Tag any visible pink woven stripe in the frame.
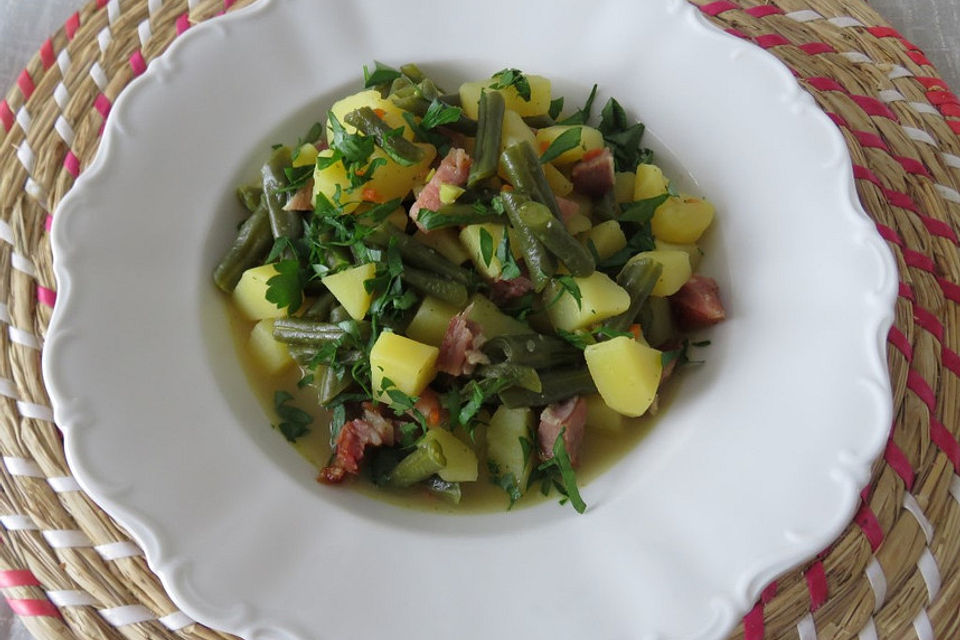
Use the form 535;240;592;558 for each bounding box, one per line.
130;51;147;77
850;95;898;120
907;50;933;67
63;151;80;178
756;33;790;49
854;503;884;551
36;286;56;308
807;76;846;92
927;90;959;106
17;70;35;100
917;77;950;91
762;583;778;603
913;306;945;341
902;248;936;273
176;12;191;35
853;130;888;151
743;603;764;640
907;370;937;414
940;277;960;304
885;437;915;490
940;103;960;118
874;223;902;246
899;282;915;302
64;12;80;40
6;598;59;618
805;562;828;611
745;5;783;17
700;0;738;15
223;0;236;8
888;326;913;362
799;42;836;55
0;100;12;132
0;570;41;589
868;26;901;39
853;164;882;186
920;217;959;243
39;39;55;70
826;111;848;128
93;94;111;119
943;347;960;378
96;0;108;7
948;120;960;135
725;27;750;40
931;418;960;472
895;156;930;177
883;188;918;213
44;216;52;233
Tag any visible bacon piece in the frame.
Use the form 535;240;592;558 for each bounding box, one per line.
537;396;588;467
409;148;472;231
571;147;615;198
669;275;726;329
556;196;581;223
412;388;447;427
437;304;490;376
319;404;396;484
488;275;534;306
283;178;314;211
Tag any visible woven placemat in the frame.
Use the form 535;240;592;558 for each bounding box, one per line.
0;0;957;638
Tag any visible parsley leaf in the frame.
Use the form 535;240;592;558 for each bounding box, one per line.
488;461;522;509
328;111;375;165
273;390;313;442
478;227;495;267
402;111;453;157
495;232;522;280
548;97;565;120
490;68;531;101
539;127;582;164
265;259;305;313
598;97;652;172
618;194;670;224
594;325;634;340
557;84;598;126
363;61;402;89
533;429;586;513
556;329;593;351
549;275;583;310
421;99;463;130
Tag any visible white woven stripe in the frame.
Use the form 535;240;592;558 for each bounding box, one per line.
54;115;75;146
95;541;142;560
877;90;906;103
913;610;934;640
935;184;960;204
0;303;10;323
97;27;112;55
89;62;107;91
841;51;872;64
159;611;194;631
910;102;941;116
11;252;37;278
3;456;44;478
858;618;879;640
917;548;941;602
9;326;40;350
24;178;43;201
106;0;121;24
42;529;92;549
187;0;200;9
56;49;71;75
797;612;818;640
137;19;152;47
53;83;70;110
888;65;914;79
100;604;155;627
903;493;935;544
950;474;960;504
0;220;11;245
828;16;864;28
46;589;98;607
15;106;31;132
16;401;54;422
0;377;17;399
147;0;162;15
47;476;81;493
865;556;887;611
902;126;937;146
16;143;34;173
943;153;960;169
786;9;822;22
0;515;37;531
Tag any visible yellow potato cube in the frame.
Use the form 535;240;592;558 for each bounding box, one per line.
414;228;471;265
486;406;534;488
614;172;636;203
583;221;627;261
564;213;592;236
627;250;692;297
651;196;715;244
248;319;293;375
439;183;465;204
422;428;479;482
234;264;286;320
545;272;631;332
459;223;506;280
292;143;318;168
313;145;437;213
369;332;440;400
464;294;530;337
321;263;377;320
585;337;662;417
534;126;604;165
655;238;703;271
543;162;574;197
634;164;669;200
584;394;624;432
459;74;552;120
500;109;537;152
405;296;463;347
326;89;414;142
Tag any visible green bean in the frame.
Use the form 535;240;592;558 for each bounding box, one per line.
401;266;468;307
439;93;462;107
500;141;562;218
426;476;462;504
272;319;348;346
388;440;446;488
389;87;478;136
287;345;318;367
344;107;424;167
304;292;337;320
498;367;597;408
592;191;618;222
605;258;662;333
213;204;272;292
328;305;351;324
522;114;555;129
500;191;555;291
468;91;505;188
637;296;676;349
477;363;542;393
366;225;474;286
483;334;583;370
516;201;595;277
262;147;303;241
319;365;353;405
400;63;425;84
236;185;262;212
414;204;503;231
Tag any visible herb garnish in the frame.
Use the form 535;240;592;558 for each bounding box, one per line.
265;259;305;313
420;99;463;130
557;84;598;126
273;391;313;442
598;97;653;172
363;61;402;89
490;68;531;101
539;127;582;164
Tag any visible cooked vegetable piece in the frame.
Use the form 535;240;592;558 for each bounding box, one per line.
321;263;377;320
234;264;286;320
366;225;474;285
421;428;479;481
462;294;530;337
425;476;462;504
500;142;563;219
613;172;636;203
584;336;662;417
627;250;691;297
583;220;627;261
535;126;604;165
313;145;437;212
388;439;446;488
214;205;272;292
327;89;413;142
248;319;293;374
483;333;583;369
605;257;663;332
637;296;676;348
262;147;303;240
369;332;440;399
406;296;463;346
543;163;574;197
459;74;551;120
655;239;703;271
633;164;669;200
487;406;535;493
401;265;469;307
293;143;318;168
499;109;537;154
517;201;595;277
500;191;555;291
459;223;506;280
545;271;630;332
344;107;425;166
563;212;592;236
499;368;597;408
651;196;715;243
468;91;505;187
583;394;625;432
477;363;542;392
271;319;352;346
413;229;471;265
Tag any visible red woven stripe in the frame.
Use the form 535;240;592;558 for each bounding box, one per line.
940;277;960;303
852;130;888;151
931;418;960;472
39;39;55;70
700;0;739;16
805;562;828;611
917;77;949;90
913;306;945;341
807;76;845;92
885;437;915;489
94;93;111;119
826;111;848;128
761;583;778;603
888;326;913;362
883;188;918;213
799;42;836;55
0;100;13;132
943;347;960;378
44;215;53;233
921;217;959;243
223;0;236;8
725;27;750;40
130;51;147;76
868;26;901;39
854;503;884;551
6;598;59;618
902;248;936;273
743;603;764;640
850;95;898;120
63;151;80;177
36;286;56;308
853;164;882;186
64;12;80;40
900;282;915;302
0;570;41;589
894;155;930;177
749;5;784;16
947;120;960;135
907;369;937;413
874;223;902;246
97;0;108;6
756;33;791;49
176;12;191;35
940;103;960;118
907;50;933;67
17;70;35;100
927;90;959;106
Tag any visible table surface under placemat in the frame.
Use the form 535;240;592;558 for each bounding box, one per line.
0;1;958;639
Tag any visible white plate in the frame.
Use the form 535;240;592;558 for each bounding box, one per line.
43;1;898;638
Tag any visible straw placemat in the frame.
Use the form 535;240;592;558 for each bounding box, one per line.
0;0;957;638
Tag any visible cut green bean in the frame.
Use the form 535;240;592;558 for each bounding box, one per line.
262;147;303;241
498;367;597;408
400;63;425;84
522;114;555;129
426;476;462;504
483;333;583;370
272;319;348;346
388;440;446;488
213;204;273;292
414;204;503;231
477;363;542;393
304;292;337;320
366;225;474;286
344;107;424;167
328;305;351;324
637;296;676;349
605;258;663;332
236;185;262;212
319;365;353;405
516;201;595;277
500;141;562;219
468;91;505;188
500;191;555;291
401;266;468;307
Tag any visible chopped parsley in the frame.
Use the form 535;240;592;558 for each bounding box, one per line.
362;61;402;89
539;127;582;164
273;391;313;442
598;97;653;172
490;68;531;101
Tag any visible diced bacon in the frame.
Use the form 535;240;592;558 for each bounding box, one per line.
437;304;490;376
284;178;314;211
571;147;615;198
537;396;588;466
488;274;534;305
556;196;581;223
670;275;726;329
409;148;472;231
412;388;447;427
319;404;396;484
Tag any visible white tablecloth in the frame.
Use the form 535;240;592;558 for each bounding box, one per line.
0;0;957;639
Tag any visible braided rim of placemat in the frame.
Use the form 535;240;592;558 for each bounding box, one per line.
0;0;956;638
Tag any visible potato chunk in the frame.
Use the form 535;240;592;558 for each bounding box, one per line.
326;89;414;142
321;263;377;320
486;406;535;490
627;250;692;297
545;272;630;332
535;126;604;165
655;239;703;271
234;264;285;320
459;223;506;280
369;332;440;400
313;145;437;213
585;337;662;417
459;74;552;119
583;221;627;261
248;319;293;375
422;428;478;482
633;164;669;200
651;196;715;243
405;296;463;346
